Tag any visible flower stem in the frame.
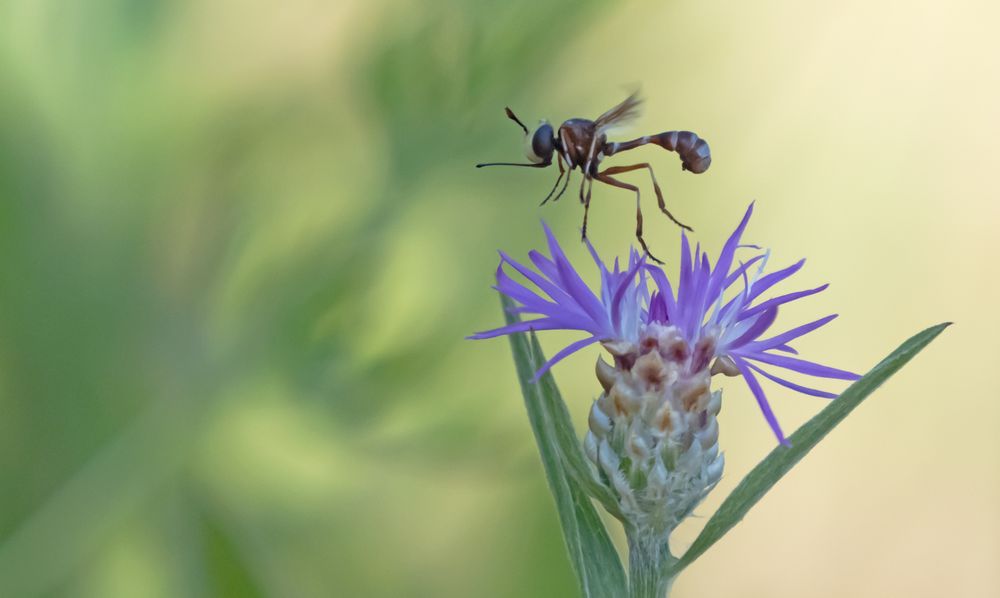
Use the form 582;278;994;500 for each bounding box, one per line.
627;531;674;598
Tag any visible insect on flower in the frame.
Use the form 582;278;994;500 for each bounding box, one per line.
476;92;711;263
470;204;859;445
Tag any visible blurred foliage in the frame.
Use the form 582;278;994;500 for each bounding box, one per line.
0;0;996;597
0;1;608;595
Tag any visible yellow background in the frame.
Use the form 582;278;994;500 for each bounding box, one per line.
0;1;996;596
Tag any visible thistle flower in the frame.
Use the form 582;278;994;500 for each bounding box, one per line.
470;204;858;542
472;203;857;444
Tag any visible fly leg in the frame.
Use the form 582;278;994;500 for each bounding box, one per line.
540;158;566;206
600;163;693;231
579;134;602;238
581;175;595;240
594;170;664;264
548;131;575;205
549;161;572;204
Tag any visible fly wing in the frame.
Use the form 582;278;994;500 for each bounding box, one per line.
594;91;643;134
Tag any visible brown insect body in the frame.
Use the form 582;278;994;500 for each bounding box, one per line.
555;118;604;174
606;130;712;174
478;93;712;263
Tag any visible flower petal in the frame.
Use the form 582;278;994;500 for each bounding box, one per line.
646;265;677;322
531;336;601;381
745;314;838;352
723;254;765;290
541;222;611;329
706;203;754;303
738;351;860;380
740;284;829;321
747;259;805;302
467;318;569;340
499;250;573;306
725;306;779;349
746;362;838;399
732;357;789;445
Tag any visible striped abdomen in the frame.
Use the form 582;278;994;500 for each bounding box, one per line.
605;131;712;174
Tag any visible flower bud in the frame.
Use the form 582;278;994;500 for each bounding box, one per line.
584;324;725;536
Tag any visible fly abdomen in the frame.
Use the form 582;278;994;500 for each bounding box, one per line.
655;131;711;174
605;131;712;174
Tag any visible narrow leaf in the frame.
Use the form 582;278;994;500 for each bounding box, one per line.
673;322;950;574
530;332;626;521
502;295;627;597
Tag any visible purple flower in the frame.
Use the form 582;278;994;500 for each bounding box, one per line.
470;204;859;444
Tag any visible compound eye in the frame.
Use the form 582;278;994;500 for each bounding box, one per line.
527;122;555;163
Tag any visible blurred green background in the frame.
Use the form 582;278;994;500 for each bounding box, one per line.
0;1;997;596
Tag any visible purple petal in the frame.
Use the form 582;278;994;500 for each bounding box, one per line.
541;223;610;329
731;356;789;445
648;292;668;322
714;259;755;324
723;254;765;290
738;351;860;380
611;257;644;333
740;284;829;321
527;249;561;284
495;266;558;312
467;318;568;340
646;265;677;322
499;251;573;305
678;232;693;310
706;203;754;303
745;314;838;352
531;336;601;382
747;259;805;302
583;235;610;276
746;362;838;399
726;306;779;349
689;253;712;335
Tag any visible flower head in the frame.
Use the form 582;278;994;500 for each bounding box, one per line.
471;204;858;444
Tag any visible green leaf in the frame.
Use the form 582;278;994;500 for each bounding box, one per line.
501;295;627;598
672;322;950;574
529;331;626;521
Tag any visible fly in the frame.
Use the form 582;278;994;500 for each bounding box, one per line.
477;92;711;263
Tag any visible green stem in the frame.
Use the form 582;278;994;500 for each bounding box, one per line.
627;531;674;598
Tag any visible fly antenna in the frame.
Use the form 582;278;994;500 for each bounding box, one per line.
505;107;530;135
476;161;545;168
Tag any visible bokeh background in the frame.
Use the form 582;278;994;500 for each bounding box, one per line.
0;1;997;596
